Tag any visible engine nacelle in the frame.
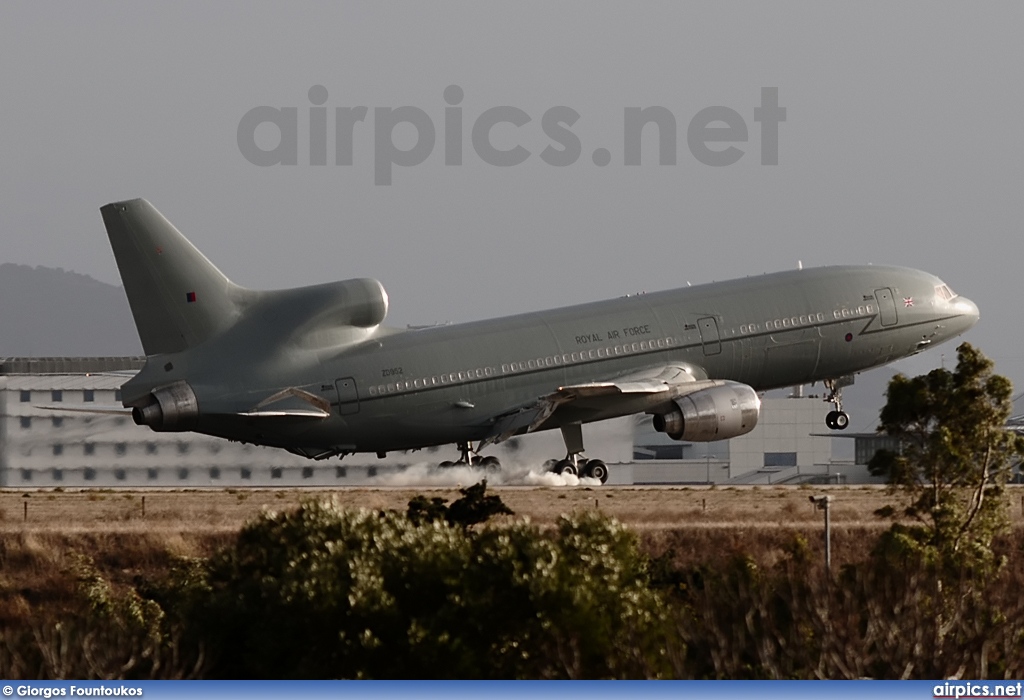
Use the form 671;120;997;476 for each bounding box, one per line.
652;382;760;442
132;380;199;431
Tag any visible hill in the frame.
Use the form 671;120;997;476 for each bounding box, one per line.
0;263;142;356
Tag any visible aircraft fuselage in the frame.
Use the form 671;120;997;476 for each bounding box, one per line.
122;263;978;456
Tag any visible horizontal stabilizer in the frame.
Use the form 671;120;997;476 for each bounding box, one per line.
34;404;133;415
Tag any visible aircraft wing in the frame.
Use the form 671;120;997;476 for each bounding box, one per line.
479;363;715;447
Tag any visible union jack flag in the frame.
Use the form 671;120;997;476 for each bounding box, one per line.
903;297;914;308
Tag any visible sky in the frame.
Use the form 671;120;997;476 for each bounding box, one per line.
2;1;1022;421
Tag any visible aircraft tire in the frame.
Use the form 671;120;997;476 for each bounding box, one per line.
825;411;838;430
555;459;578;477
586;459;609;484
480;455;501;472
834;411;850;430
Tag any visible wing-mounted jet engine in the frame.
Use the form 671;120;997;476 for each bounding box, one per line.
652;382;761;442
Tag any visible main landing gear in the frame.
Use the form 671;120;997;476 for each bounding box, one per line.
547;424;610;484
823;378;850;430
438;441;501;471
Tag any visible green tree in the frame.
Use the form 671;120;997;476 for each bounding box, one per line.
869;342;1024;572
170;501;670;678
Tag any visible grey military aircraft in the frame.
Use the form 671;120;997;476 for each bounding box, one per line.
100;199;979;483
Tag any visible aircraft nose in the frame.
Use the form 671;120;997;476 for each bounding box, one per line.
953;296;980;331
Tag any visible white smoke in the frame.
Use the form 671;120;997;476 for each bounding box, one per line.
371;460;601;487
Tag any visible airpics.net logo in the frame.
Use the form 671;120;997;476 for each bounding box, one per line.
237;85;786;185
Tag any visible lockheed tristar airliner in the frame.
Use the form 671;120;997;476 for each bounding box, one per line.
98;199;979;484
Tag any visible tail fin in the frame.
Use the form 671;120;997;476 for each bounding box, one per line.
101;198;242;355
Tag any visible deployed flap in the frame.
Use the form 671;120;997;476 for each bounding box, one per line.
479;363;710;447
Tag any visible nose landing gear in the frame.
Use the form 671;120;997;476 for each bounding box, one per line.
823;378;851;430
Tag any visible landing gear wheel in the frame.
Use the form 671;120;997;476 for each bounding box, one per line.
479;455;501;472
554;459;578;477
585;459;609;484
823;378;850;432
825;410;850;431
439;460;455;468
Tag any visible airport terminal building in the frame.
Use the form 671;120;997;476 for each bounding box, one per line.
1;357;880;487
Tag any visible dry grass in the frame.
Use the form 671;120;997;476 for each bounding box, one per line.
4;484;1024;632
0;484;946;532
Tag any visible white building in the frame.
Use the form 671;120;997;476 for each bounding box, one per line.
0;361;396;487
626;395;878;485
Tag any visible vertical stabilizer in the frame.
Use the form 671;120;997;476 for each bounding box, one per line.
100;199;241;355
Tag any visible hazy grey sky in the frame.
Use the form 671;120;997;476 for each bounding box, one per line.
2;2;1022;398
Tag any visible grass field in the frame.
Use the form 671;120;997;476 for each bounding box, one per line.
4;484;1024;626
0;483;969;531
4;484;1024;678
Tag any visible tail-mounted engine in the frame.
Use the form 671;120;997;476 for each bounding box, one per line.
131;380;199;431
652;381;760;442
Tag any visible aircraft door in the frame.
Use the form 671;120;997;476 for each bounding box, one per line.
697;316;722;356
875;288;898;326
335;377;360;415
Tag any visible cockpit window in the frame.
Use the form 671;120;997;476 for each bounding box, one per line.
935;284;957;301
